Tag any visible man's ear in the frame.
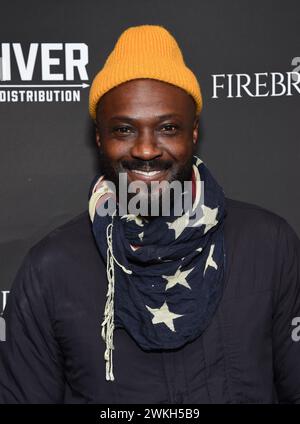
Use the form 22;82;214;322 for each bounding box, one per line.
192;115;200;145
95;121;101;148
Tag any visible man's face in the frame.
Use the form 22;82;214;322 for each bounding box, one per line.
95;78;199;215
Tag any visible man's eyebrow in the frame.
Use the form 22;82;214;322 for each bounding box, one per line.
109;114;182;122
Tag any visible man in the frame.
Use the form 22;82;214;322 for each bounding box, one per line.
0;24;300;404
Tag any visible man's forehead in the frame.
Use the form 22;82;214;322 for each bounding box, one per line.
96;78;196;118
108;113;185;123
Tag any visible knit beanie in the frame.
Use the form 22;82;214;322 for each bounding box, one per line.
89;24;202;119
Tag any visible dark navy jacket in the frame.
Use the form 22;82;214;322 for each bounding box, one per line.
0;197;300;403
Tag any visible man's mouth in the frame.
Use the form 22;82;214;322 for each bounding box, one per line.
127;168;169;181
132;169;162;176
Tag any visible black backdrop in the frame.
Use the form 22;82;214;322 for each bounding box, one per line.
1;0;299;311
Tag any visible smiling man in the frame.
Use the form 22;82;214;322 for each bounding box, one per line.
0;25;300;404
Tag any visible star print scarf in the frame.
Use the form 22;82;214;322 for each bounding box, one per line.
88;155;227;381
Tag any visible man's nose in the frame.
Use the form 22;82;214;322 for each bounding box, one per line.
130;131;162;161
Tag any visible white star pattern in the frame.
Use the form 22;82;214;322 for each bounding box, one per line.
194;156;203;167
145;301;184;332
162;265;194;290
204;244;218;275
167;212;190;239
121;214;144;227
192;204;218;234
138;232;144;241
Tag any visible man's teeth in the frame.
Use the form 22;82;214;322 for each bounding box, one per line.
132;170;162;176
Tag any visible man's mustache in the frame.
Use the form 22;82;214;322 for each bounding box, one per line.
121;159;173;172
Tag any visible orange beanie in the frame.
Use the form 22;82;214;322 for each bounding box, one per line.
89;24;202;119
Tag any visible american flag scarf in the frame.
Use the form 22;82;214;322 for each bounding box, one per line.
88;155;227;381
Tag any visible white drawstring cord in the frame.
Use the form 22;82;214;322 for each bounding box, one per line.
101;210;132;381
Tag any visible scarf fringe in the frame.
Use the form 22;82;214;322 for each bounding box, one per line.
101;211;132;381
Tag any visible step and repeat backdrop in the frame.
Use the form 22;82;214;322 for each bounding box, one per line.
1;0;300;313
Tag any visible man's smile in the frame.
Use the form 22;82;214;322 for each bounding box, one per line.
127;168;170;182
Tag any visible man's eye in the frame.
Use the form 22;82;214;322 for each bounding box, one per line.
161;124;178;132
114;126;133;134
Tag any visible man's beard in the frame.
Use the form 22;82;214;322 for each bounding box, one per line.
98;150;194;218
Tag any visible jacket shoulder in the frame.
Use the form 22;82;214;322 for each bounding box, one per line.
224;196;299;263
27;210;98;273
224;196;290;232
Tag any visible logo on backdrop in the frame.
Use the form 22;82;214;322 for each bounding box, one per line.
1;291;9;315
0;43;89;103
0;291;9;341
211;58;300;100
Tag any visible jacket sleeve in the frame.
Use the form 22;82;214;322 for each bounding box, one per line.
272;217;300;403
0;249;65;403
